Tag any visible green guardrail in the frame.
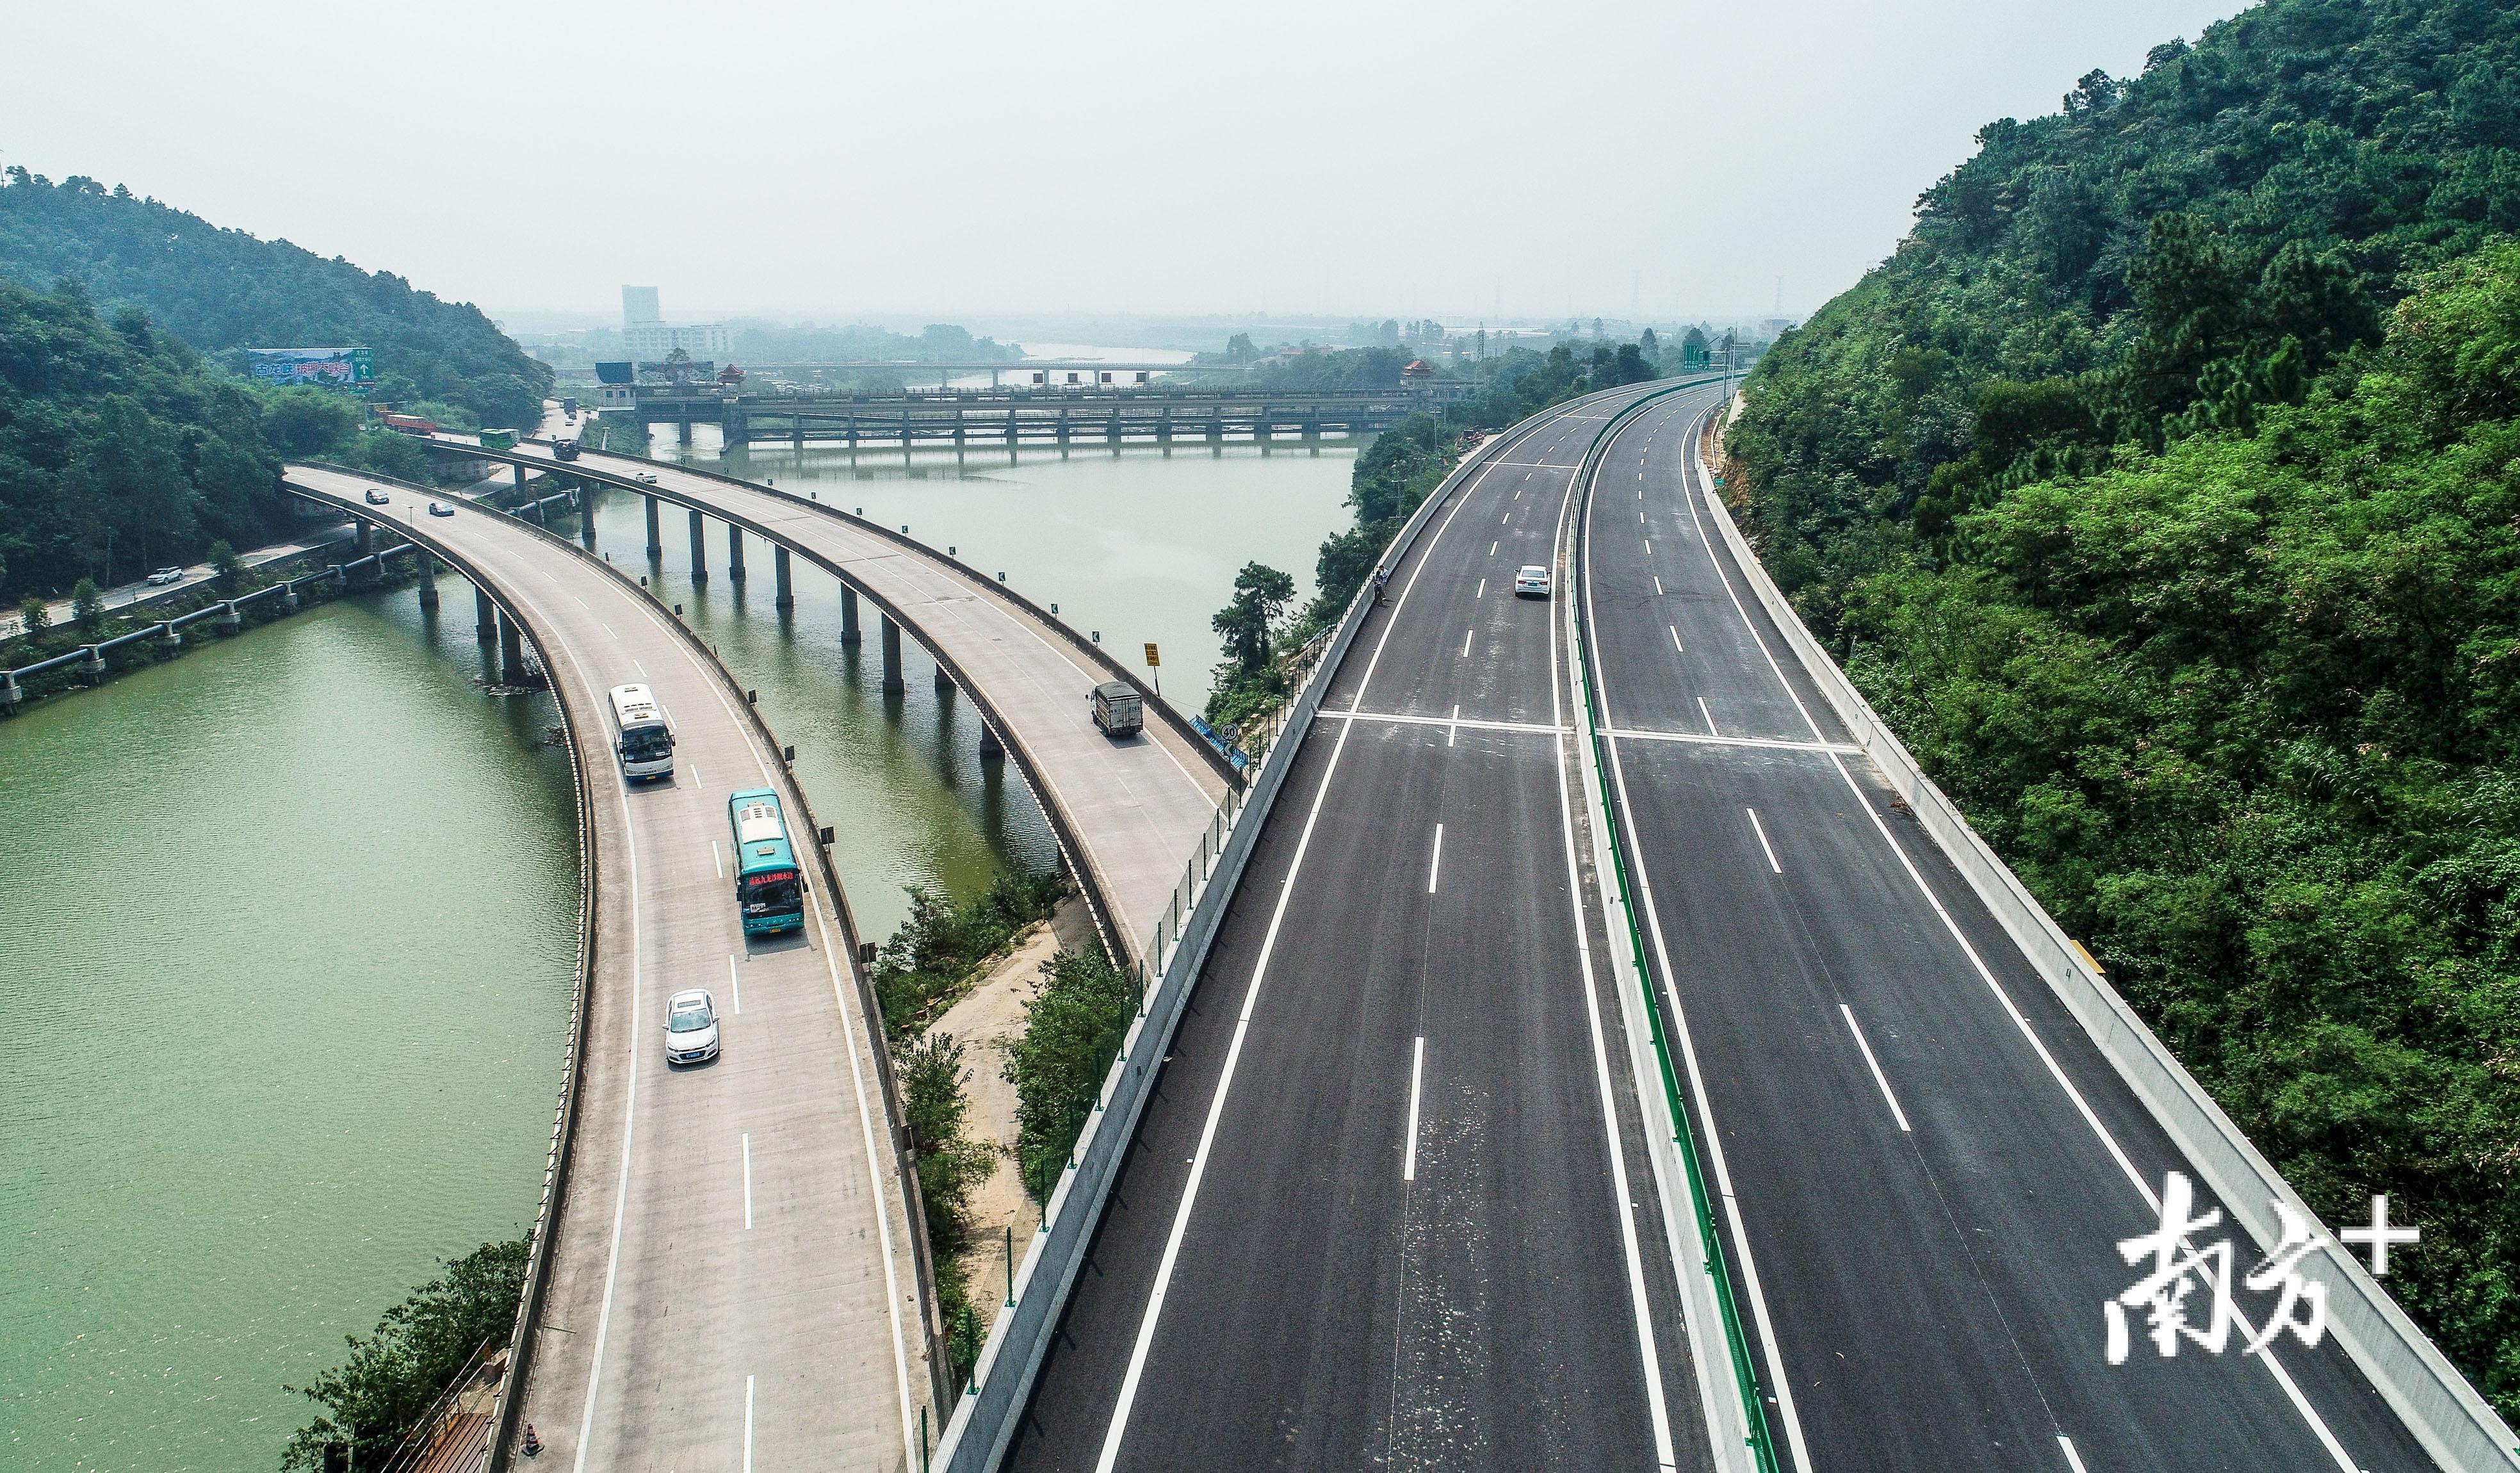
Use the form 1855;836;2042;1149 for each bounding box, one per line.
1567;378;1784;1473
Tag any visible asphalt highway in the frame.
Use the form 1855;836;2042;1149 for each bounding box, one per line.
1581;397;2436;1470
1002;387;1719;1472
288;468;931;1473
432;432;1226;964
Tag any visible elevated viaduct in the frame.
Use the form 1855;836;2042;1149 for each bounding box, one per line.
606;386;1443;448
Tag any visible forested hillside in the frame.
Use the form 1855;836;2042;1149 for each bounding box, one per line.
1726;0;2520;1411
0;170;549;427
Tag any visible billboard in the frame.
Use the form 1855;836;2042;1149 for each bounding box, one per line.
594;361;636;385
249;347;373;391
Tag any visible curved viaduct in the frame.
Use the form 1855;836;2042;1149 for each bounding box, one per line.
421;432;1231;970
287;466;934;1473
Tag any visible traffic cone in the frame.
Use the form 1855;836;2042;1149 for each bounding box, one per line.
521;1423;542;1458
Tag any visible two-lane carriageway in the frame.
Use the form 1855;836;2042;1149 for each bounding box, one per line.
1004;384;1734;1472
288;467;932;1473
1579;397;2436;1469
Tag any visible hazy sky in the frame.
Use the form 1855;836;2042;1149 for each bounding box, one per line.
4;1;2251;327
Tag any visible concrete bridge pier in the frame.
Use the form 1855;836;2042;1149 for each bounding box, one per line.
355;519;374;557
840;585;861;645
688;509;708;583
1;671;20;715
934;659;953;692
218;601;242;630
678;419;694;446
792;419;805;450
416;549;439;611
476;585;498;643
645;495;663;558
577;490;597;548
513;462;529;492
496;610;527;684
880;614;906;694
728;524;746;582
979;721;1004;760
773;546;794;610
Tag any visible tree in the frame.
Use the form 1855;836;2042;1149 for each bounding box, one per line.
261;387;361;459
1211;561;1296;678
19;596;49;639
207;539;241;590
70;578;103;637
1226;332;1255;364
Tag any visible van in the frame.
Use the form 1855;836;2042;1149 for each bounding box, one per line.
1090;680;1143;738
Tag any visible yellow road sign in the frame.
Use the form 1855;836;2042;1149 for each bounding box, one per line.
1143;642;1160;667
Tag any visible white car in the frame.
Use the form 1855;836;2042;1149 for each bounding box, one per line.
663;988;720;1065
1513;564;1552;598
635;472;660;485
146;566;184;586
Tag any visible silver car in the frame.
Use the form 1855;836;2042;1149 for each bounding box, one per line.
663;988;720;1065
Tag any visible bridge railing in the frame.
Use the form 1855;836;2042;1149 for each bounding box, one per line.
923;378;1705;1472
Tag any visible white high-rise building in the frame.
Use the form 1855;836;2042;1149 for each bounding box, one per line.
618;286;729;362
622;285;661;327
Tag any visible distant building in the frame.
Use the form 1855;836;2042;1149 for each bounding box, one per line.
620;286;729;362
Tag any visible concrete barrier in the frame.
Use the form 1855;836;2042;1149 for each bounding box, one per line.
1691;413;2520;1472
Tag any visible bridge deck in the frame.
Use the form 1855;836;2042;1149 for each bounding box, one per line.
286;466;931;1473
431;434;1227;964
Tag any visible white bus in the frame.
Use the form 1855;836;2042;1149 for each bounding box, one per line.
607;684;676;781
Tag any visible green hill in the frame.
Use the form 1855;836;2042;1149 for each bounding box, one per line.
1727;0;2520;1412
0;169;548;428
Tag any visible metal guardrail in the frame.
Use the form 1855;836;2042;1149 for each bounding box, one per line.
1559;380;1780;1473
923;378;1723;1472
1677;411;2520;1471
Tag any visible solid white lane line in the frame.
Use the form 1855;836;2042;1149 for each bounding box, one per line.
1841;1005;1912;1132
1324;709;1567;736
728;952;742;1014
1746;808;1782;873
1404;1037;1426;1181
1097;389;1527;1472
1461;628;1474;658
1653;575;1664;596
2057;1434;2089;1472
1698;697;1718;736
1671;411;2363;1470
744;1374;755;1473
1669;625;1684;655
743;1132;755;1228
1427;823;1445;893
712;840;724;878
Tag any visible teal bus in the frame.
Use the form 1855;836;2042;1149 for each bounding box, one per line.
727;789;806;936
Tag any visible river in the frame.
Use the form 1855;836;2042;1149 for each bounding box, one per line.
0;429;1352;1469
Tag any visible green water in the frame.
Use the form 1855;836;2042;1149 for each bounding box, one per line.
0;598;578;1472
0;439;1353;1470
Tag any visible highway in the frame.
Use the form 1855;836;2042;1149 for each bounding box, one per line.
1001;386;1722;1472
1579;396;2437;1469
427;431;1227;964
286;467;932;1473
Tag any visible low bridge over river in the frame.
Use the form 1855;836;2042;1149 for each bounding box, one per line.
615;385;1445;448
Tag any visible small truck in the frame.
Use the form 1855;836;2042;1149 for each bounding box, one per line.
1090;681;1143;738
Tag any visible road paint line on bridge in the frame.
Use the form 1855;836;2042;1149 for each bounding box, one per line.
1100;400;1504;1471
728;952;741;1014
1324;708;1566;736
1670;409;2366;1470
693;765;704;791
1404;1037;1426;1180
1653;575;1664;596
743;1132;755;1228
1476;578;1485;599
1427;823;1444;893
744;1373;755;1472
1746;808;1782;873
1840;1005;1912;1132
574;594;589;608
1502;513;1512;525
1461;628;1474;658
2057;1434;2088;1472
1670;625;1684;655
1490;541;1499;556
1603;726;1858;754
1447;703;1460;747
602;621;617;639
1640;510;1646;523
1643;539;1652;555
1698;697;1718;736
712;840;724;878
